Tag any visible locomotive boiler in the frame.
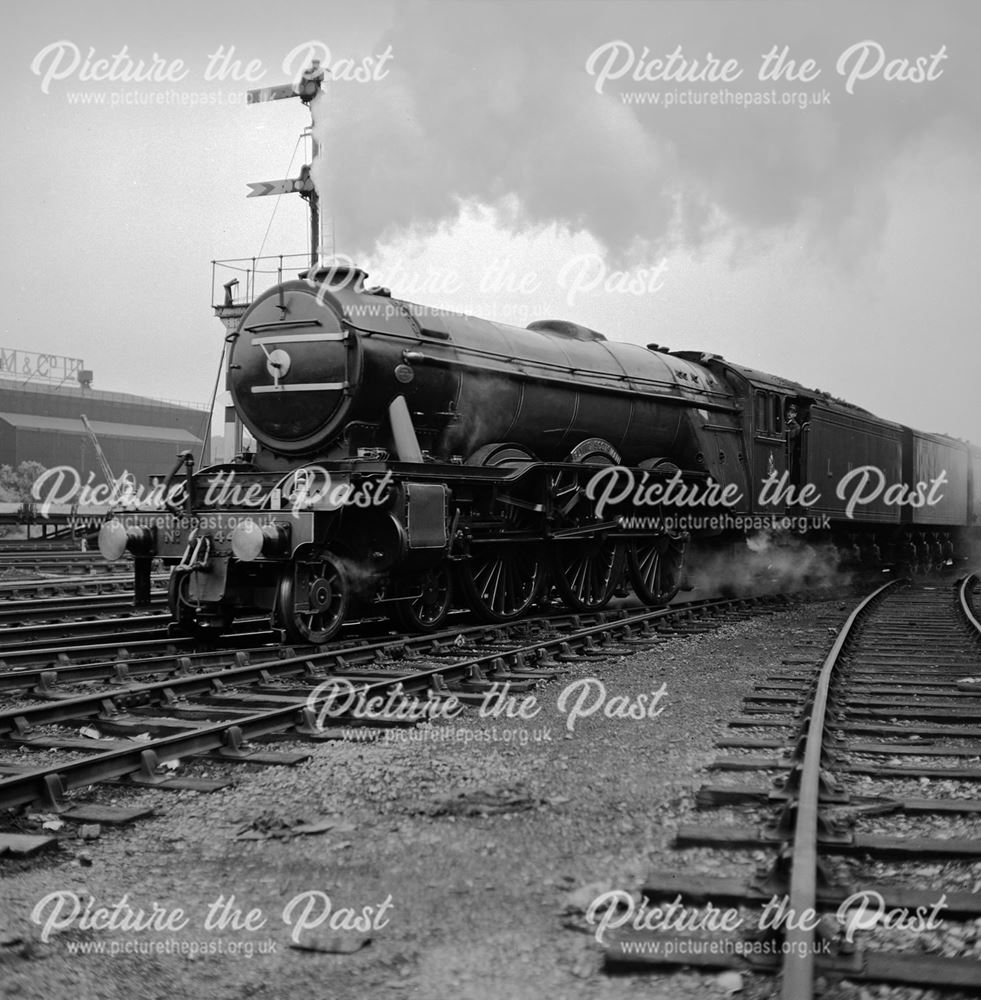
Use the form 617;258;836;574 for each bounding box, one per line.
99;265;980;643
226;267;740;469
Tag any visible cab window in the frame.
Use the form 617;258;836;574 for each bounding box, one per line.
755;391;784;435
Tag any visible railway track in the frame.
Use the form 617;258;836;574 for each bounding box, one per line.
0;571;167;599
0;551;132;575
0;540;93;554
0;546;100;557
0;577;171;656
605;574;981;997
0;611;180;649
0;618;276;674
0;590;166;629
0;601;456;688
0;593;792;840
0;578;819;680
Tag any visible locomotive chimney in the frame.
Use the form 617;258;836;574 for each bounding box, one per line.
300;265;368;293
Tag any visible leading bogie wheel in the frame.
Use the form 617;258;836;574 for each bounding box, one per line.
275;551;349;645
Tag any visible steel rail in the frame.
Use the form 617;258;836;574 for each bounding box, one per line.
0;572;168;595
0;598;746;733
779;579;898;999
0;637;277;694
958;573;981;637
0;616;274;670
0;633;197;670
0;612;173;646
0;620;179;656
0;542;89;552
0;591;165;622
0;595;779;811
0;592;741;689
0;552;104;562
0;612;411;691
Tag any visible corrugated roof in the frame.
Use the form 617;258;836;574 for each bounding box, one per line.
0;412;202;444
0;373;209;412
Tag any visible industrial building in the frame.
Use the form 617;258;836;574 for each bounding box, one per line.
0;349;210;486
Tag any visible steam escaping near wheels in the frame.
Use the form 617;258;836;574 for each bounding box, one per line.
686;534;849;600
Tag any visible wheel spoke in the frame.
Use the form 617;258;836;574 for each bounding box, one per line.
628;537;686;606
501;560;515;614
277;554;348;644
459;547;542;623
391;566;452;633
552;541;624;612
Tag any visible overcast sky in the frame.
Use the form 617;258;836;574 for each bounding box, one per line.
3;0;979;444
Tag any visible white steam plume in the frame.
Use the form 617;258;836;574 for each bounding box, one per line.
308;2;980;264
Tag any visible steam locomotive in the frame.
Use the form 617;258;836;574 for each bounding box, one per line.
100;265;981;642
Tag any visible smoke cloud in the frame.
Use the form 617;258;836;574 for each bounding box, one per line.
308;1;980;263
685;533;850;598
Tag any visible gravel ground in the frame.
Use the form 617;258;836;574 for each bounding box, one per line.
4;597;954;1000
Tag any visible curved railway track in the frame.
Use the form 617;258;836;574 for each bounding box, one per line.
780;575;981;997
0;594;790;825
607;574;981;997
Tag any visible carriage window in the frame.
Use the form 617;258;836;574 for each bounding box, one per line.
773;398;783;435
755;393;767;432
